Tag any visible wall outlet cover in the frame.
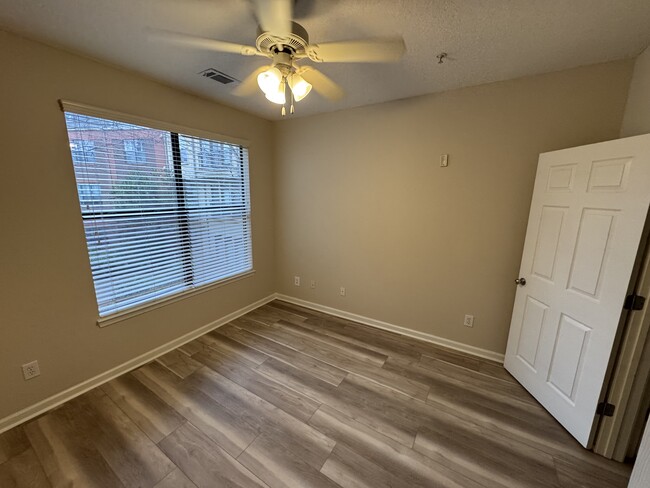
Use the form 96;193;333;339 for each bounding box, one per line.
22;360;41;380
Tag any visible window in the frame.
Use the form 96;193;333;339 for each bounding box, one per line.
70;139;96;163
63;110;252;318
77;183;102;207
123;139;154;165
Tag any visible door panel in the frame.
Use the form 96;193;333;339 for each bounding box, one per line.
505;134;650;448
567;208;616;298
546;313;590;402
516;296;547;370
531;206;566;281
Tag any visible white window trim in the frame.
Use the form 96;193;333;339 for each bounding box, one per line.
59;99;249;148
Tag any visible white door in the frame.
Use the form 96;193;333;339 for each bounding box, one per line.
504;134;650;448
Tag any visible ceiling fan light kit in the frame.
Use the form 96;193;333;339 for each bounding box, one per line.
150;0;406;115
256;49;313;109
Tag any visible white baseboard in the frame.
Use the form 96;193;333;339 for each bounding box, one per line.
0;293;277;434
275;294;505;364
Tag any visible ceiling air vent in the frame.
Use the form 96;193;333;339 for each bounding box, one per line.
199;68;237;85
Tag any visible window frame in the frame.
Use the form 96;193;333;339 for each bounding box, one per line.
60;100;255;327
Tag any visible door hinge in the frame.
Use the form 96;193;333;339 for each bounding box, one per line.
597;402;616;417
624;294;646;311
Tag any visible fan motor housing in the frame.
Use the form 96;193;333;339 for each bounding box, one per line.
256;21;309;57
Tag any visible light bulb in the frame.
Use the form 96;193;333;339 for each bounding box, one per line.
288;74;312;102
257;67;282;95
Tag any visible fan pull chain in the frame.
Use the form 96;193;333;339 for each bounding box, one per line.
290;89;295;115
280;76;287;116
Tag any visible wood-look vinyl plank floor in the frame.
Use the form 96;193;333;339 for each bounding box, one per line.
24;404;128;487
153;467;197;488
186;367;335;468
199;331;269;366
0;300;632;487
216;324;348;386
320;442;403;488
257;358;418;448
156;350;204;379
384;355;539;409
0;448;51;488
234;317;430;400
132;362;260;458
192;346;321;423
237;432;339;488
101;374;186;444
158;422;267;488
69;390;176;488
274;319;389;367
0;427;31;465
309;404;485;488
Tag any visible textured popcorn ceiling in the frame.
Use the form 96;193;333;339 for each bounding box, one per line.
1;0;649;120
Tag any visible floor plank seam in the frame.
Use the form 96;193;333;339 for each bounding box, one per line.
236;432;263;460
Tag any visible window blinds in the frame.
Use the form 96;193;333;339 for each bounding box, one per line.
64;111;252;317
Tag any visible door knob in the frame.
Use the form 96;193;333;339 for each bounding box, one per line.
515;277;527;286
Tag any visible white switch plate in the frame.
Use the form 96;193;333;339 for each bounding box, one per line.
440;154;449;167
22;360;41;380
340;287;346;296
464;314;474;327
294;276;301;286
310;280;316;289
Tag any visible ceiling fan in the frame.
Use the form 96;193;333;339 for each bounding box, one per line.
149;0;406;115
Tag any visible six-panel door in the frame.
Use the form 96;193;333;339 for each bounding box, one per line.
504;134;650;448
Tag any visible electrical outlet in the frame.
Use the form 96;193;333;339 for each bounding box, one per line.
310;280;316;289
464;315;474;327
294;276;301;286
340;286;346;296
22;360;40;380
440;154;449;167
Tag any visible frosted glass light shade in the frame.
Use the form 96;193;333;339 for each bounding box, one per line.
257;67;282;95
265;84;286;105
289;74;312;101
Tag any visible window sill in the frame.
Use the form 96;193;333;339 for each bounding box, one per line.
96;269;255;328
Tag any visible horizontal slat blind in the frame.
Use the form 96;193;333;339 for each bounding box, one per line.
64;112;252;317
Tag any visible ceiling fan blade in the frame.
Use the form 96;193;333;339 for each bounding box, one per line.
298;66;344;101
251;0;293;36
307;38;406;63
147;28;261;56
232;66;270;97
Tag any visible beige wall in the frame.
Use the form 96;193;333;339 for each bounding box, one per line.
0;30;275;420
274;61;633;356
621;46;650;137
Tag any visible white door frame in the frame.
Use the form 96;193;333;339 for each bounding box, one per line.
594;225;650;459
